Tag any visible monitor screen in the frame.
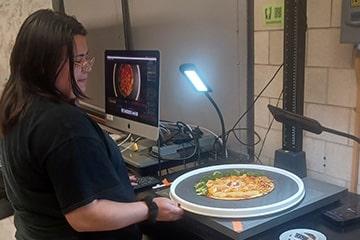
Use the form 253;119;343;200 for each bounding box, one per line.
104;50;160;141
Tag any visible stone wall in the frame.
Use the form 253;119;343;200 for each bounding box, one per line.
0;0;51;91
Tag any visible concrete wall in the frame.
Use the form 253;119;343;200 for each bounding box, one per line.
0;0;52;94
1;0;358;192
64;0;251;154
254;0;359;192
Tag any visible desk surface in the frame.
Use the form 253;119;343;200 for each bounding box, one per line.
246;191;360;240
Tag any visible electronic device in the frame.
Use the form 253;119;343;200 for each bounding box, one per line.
104;50;160;141
341;0;360;43
322;198;360;226
133;175;160;191
323;206;360;226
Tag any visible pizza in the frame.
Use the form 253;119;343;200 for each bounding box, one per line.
194;170;274;200
119;64;134;97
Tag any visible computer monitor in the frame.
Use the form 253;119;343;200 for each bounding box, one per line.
104;50;160;141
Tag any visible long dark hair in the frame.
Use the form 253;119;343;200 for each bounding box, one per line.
0;9;87;137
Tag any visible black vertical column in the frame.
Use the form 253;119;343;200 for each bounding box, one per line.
121;0;133;50
274;0;307;178
247;0;255;162
282;0;307;151
52;0;65;13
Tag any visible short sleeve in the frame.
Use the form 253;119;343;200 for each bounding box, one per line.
46;136;131;213
34;104;135;214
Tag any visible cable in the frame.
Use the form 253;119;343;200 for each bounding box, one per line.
228;127;261;146
117;133;132;147
154;120;199;161
255;89;284;164
230;63;283;131
120;136;141;153
226;64;284;147
162;120;222;145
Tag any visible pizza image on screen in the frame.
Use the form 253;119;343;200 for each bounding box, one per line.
119;64;134;97
194;170;275;200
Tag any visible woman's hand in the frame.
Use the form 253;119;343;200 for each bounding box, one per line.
153;197;184;221
129;175;138;187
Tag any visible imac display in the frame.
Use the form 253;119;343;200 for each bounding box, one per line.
104;50;160;141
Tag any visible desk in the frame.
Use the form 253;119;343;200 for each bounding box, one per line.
246;192;360;240
145;192;359;240
141;170;358;240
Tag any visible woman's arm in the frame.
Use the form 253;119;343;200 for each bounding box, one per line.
65;197;183;232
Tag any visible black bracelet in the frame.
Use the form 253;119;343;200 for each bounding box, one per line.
142;196;159;223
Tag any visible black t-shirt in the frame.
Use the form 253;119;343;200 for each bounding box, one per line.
0;96;141;240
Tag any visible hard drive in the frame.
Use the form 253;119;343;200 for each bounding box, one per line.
322;198;360;226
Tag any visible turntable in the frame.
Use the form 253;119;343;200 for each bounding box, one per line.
165;164;347;239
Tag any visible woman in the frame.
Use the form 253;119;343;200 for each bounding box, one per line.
0;9;183;240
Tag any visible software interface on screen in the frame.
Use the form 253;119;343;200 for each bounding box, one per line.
104;50;160;141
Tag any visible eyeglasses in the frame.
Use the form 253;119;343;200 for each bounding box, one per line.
74;56;95;72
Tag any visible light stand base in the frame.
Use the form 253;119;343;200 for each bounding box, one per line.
274;149;307;178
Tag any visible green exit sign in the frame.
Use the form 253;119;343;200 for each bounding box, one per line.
263;2;284;27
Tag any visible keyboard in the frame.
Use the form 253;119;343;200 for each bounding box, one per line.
133;176;160;191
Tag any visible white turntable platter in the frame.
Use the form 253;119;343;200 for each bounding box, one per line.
169;164;305;218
